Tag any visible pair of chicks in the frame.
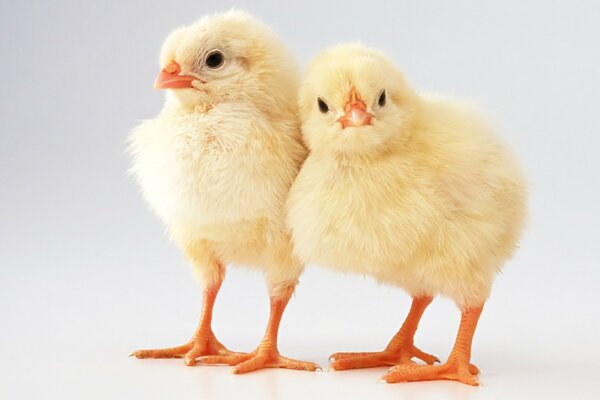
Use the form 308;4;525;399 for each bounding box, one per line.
129;10;527;386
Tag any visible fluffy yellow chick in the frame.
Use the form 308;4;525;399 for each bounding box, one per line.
287;44;527;385
129;10;318;373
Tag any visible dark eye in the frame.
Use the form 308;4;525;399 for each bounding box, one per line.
317;97;329;113
378;90;386;107
205;50;224;68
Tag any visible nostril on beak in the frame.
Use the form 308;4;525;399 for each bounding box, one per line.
164;61;181;75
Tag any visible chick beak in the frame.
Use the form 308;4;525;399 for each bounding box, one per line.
337;90;373;128
154;61;196;89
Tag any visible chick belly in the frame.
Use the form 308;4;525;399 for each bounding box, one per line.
199;218;273;267
145;164;300;279
296;212;498;308
174;214;301;281
376;259;494;308
311;244;493;307
291;187;517;307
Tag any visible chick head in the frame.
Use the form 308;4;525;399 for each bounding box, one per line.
156;10;298;111
299;44;417;155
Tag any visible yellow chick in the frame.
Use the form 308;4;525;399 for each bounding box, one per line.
287;44;527;385
129;10;318;373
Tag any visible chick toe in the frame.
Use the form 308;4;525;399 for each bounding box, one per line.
226;350;320;374
382;361;480;386
330;345;438;371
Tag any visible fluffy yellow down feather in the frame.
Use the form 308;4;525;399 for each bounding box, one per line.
129;10;315;373
287;43;527;385
288;44;527;308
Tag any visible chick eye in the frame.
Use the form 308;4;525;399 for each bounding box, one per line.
317;97;329;113
378;89;387;107
205;50;224;69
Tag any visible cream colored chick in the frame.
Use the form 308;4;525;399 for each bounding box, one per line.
128;10;318;373
287;44;527;385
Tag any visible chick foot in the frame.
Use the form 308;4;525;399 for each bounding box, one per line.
130;332;243;366
382;304;485;386
381;358;480;386
197;284;320;373
330;296;437;370
330;346;439;370
200;346;320;373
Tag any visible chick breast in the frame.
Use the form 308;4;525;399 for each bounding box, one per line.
131;101;306;277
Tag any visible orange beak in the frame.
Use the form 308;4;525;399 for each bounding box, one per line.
154;61;196;89
337;89;373;128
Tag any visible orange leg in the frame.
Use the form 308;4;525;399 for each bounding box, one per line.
330;296;439;370
130;267;241;364
200;284;320;373
382;304;484;386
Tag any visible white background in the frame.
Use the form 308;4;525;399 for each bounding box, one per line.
1;1;599;399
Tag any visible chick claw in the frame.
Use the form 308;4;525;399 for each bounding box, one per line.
200;348;321;374
381;360;480;386
330;346;439;370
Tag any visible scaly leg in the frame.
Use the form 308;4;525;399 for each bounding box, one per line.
200;283;320;373
382;304;484;386
130;264;241;364
330;296;439;370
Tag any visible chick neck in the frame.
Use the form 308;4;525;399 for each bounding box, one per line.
316;114;419;167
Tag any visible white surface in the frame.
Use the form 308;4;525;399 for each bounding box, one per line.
1;1;599;399
2;267;599;399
